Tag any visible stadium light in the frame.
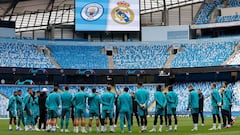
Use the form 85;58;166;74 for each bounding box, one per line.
45;80;48;85
12;68;16;74
60;69;64;73
1;79;5;84
158;70;170;76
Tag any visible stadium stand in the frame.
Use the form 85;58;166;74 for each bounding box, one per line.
229;0;240;7
48;45;108;69
0;81;240;116
171;39;238;68
215;15;240;23
113;43;170;69
215;0;240;23
195;0;223;24
0;37;239;69
0;39;54;68
0;95;8;118
59;84;107;95
0;85;53;98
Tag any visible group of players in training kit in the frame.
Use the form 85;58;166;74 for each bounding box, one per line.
6;82;234;133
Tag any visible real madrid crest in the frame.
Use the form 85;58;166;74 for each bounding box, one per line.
111;1;134;24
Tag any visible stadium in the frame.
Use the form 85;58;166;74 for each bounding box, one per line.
0;0;240;134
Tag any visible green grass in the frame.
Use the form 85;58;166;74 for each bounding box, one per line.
0;117;239;135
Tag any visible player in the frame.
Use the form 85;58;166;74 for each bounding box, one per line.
209;83;222;130
24;88;35;131
187;85;199;131
100;85;115;133
16;90;25;131
134;82;149;132
117;87;132;133
222;82;233;126
46;86;61;132
198;89;204;126
60;86;72;132
221;83;232;128
88;88;101;133
7;91;17;131
32;91;40;131
72;86;88;133
149;85;166;132
38;88;48;130
114;91;126;128
166;85;178;132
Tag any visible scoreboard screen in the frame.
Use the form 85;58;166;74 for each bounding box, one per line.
75;0;140;31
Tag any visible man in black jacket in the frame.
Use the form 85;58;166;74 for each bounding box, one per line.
38;88;48;130
198;89;204;126
131;92;140;127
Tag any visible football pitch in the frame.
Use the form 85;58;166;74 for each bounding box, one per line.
0;117;239;135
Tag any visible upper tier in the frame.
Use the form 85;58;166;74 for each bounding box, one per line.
0;37;239;69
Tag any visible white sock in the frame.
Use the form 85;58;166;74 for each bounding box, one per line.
81;127;85;132
76;126;79;133
49;125;52;130
174;125;178;130
101;126;104;131
160;125;163;129
152;125;156;129
194;124;198;129
169;125;172;130
96;126;100;131
213;123;216;128
89;127;92;132
52;126;56;131
110;125;114;131
9;125;12;129
104;125;107;131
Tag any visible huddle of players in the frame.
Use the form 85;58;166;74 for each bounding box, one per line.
187;82;233;132
7;81;233;133
6;82;176;133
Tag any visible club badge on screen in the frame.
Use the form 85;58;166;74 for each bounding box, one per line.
111;1;134;24
81;3;104;21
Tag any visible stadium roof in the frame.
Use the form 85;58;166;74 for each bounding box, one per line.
0;0;204;17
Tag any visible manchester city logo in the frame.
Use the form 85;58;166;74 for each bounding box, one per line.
81;3;104;21
111;1;134;24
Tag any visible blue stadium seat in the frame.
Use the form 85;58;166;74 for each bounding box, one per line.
48;45;108;69
195;0;223;24
0;95;8;118
0;39;54;68
0;85;53;98
113;43;170;69
229;0;240;7
171;39;238;68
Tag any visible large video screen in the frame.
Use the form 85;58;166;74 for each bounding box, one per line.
75;0;140;31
